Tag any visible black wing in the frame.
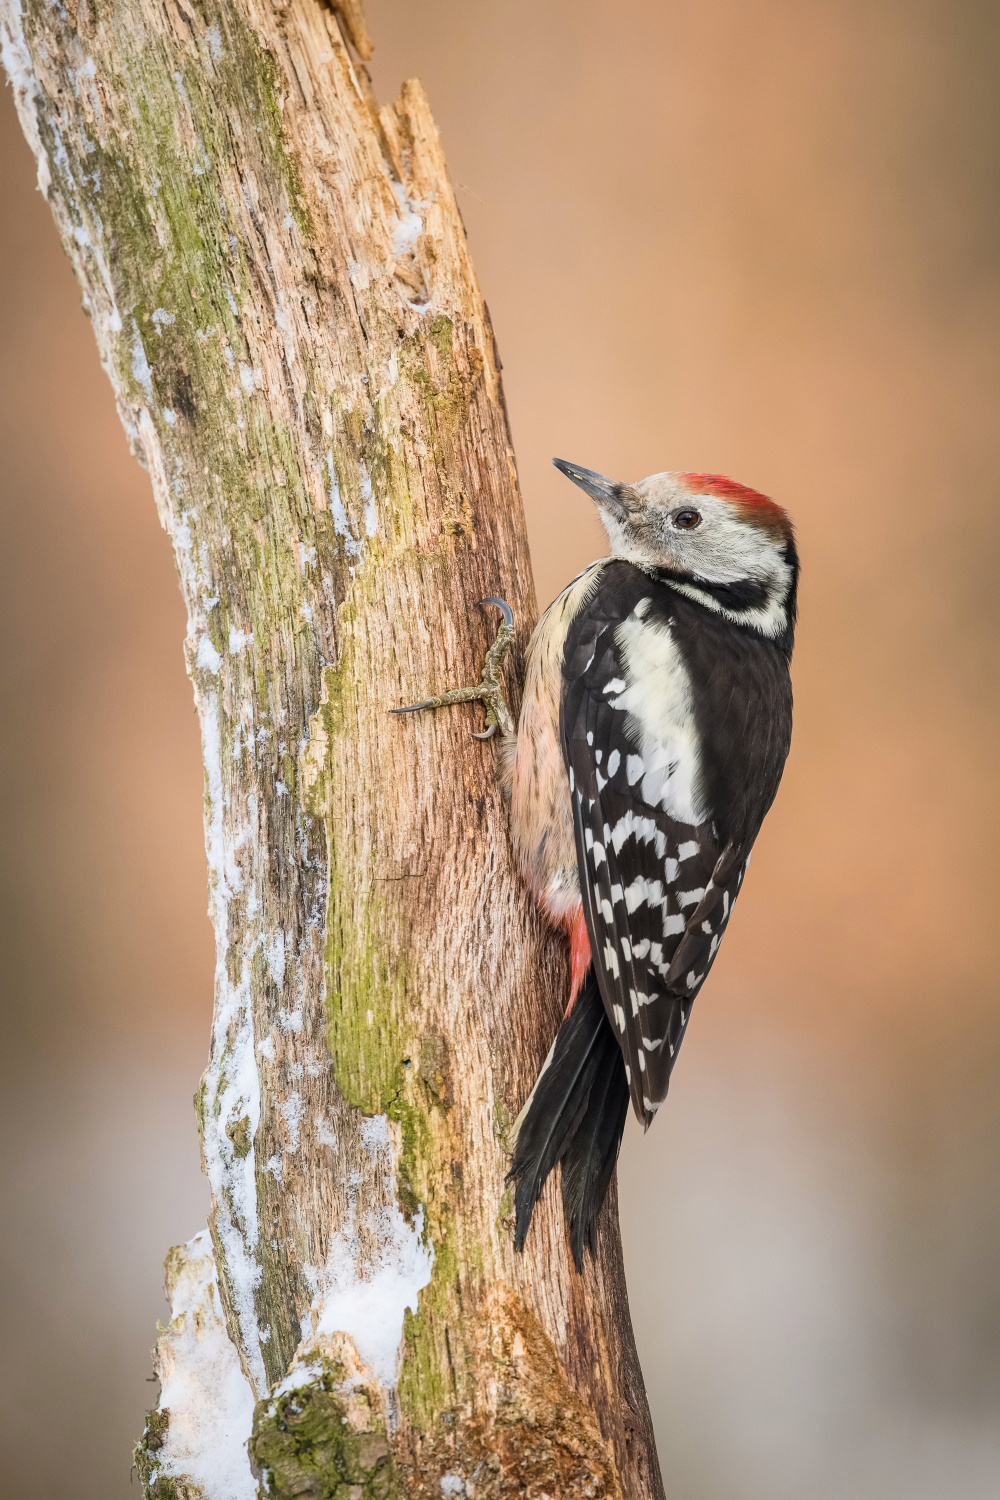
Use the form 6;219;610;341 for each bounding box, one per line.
561;566;750;1126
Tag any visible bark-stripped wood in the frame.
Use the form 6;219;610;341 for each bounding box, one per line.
0;1;664;1495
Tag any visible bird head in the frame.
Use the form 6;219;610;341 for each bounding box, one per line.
553;458;798;647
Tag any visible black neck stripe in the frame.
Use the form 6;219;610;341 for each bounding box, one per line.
651;568;772;614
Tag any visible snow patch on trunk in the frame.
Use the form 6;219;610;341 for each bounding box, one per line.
151;1230;256;1500
300;1114;434;1388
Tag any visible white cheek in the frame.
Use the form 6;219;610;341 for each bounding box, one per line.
598;512;630;554
670;509;780;585
698;521;759;575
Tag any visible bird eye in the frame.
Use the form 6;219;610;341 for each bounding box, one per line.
673;508;702;530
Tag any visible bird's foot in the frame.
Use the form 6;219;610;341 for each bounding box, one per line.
390;597;515;740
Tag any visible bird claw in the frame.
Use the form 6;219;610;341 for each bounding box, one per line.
481;596;514;629
390;597;516;739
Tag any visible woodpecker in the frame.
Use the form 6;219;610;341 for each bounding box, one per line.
394;459;798;1270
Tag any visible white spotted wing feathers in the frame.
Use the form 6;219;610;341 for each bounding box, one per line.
561;578;749;1125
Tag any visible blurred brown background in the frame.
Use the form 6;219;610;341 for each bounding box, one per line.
2;1;999;1495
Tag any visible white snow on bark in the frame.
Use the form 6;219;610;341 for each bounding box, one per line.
197;689;268;1393
153;1230;256;1500
300;1114;434;1387
0;2;50;197
325;450;364;560
390;180;425;257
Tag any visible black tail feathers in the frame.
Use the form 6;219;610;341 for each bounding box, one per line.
508;972;630;1271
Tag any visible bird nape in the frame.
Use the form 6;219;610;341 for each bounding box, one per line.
393;459;798;1271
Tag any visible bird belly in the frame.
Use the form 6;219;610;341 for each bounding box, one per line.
508;562;607;920
512;679;578;918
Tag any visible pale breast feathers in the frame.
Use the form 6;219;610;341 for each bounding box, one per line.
508;561;606;921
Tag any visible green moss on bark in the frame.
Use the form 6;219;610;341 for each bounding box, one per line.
396;1233;464;1426
27;0;335;670
134;1409;207;1500
250;1359;398;1499
307;582;490;1431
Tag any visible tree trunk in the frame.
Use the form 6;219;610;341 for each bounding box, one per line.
0;2;664;1495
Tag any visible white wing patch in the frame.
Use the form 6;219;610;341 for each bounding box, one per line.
605;611;707;825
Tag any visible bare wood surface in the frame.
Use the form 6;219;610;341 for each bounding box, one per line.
0;1;664;1495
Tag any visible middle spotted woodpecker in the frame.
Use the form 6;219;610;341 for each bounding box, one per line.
393;458;798;1270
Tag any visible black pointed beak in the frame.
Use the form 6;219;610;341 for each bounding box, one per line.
552;458;628;517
